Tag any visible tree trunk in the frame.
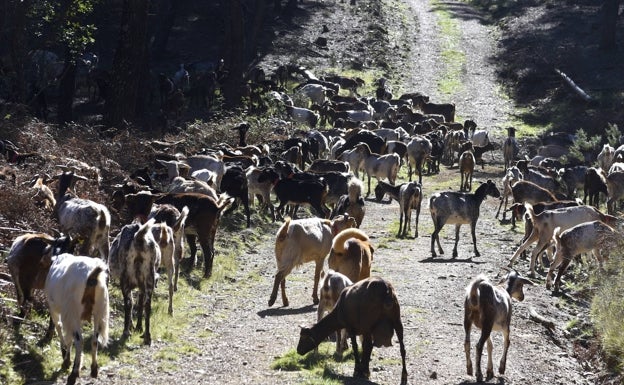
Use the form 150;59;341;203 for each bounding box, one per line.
106;0;149;128
248;0;266;61
222;0;245;109
150;0;179;58
57;56;76;125
3;0;29;103
600;0;620;50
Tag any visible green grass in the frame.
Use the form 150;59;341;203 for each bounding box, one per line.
272;343;352;384
591;242;624;372
0;227;268;385
431;0;466;97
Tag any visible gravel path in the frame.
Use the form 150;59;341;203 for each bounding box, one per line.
88;1;595;384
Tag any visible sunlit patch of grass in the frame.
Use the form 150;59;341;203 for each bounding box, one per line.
272;343;353;384
431;0;465;97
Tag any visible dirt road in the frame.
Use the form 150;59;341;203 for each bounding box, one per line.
91;1;595;384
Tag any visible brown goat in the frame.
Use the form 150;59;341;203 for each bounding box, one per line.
124;191;234;278
297;277;408;385
328;228;374;284
459;150;475;192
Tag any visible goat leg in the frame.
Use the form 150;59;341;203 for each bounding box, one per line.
471;222;480;257
268;271;286;307
452;224;461;258
498;327;510;376
360;335;373;380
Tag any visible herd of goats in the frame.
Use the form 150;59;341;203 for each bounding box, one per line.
3;63;624;385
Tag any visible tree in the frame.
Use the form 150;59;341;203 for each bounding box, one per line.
106;0;149;128
600;0;621;50
221;0;245;109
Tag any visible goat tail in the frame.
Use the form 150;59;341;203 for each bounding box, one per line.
136;218;156;240
524;202;536;222
90;265;110;346
332;228;369;253
466;274;488;308
348;177;364;202
552;226;562;254
216;193;235;214
174;206;190;232
275;217;291;242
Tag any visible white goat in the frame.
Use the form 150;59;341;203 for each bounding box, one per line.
464;270;533;382
268;215;357;307
108;219;160;345
296;83;331;106
246;166;276;221
186;154;226;190
495;166;523;219
54;171;110;259
167;176;218;199
508;203;617;277
359;143;401;195
406;135;432;184
45;253;109;385
338;144;367;178
598;144;615;173
547;220;618;291
330;137;346;160
317;269;353;356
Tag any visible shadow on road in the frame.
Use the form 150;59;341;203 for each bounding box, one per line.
257;304;316;317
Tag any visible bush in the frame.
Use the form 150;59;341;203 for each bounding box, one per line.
591;237;624;372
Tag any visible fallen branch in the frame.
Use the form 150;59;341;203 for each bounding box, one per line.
555;68;592;102
529;306;556;330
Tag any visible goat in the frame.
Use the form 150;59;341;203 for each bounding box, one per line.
328;228;374;284
584;167;608;208
7;233;73;323
258;169;331;219
606;171;624;214
356;142;400;196
45;254;109;385
597;144;615;172
31;175;56;210
285;105;319;128
508;203;617;277
154;193;234;277
459;150;476;192
186;154;226;190
54;171;110;259
374;180;400;203
268;214;357;307
407;135;432;184
109;219;160;345
506;179;558;228
167;176;218;199
547;221;618;291
503;127;519;171
308;159;350;173
559;165;587;199
398;182;423;238
338;144;367;178
317;269;353;356
150;222;176;315
246;166;277;221
430;180;501;258
148;204;189;293
414;98;455;122
464;270;533;382
220;165;251;228
297;276;408;385
495;167;523;220
331;176;366;227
